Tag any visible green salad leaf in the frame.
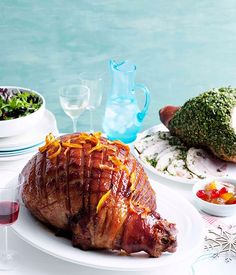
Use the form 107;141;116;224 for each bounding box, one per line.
0;88;43;120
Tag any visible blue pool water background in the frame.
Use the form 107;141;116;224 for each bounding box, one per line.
1;0;236;134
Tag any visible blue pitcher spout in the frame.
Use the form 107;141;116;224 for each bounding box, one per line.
109;59;116;70
109;60;136;98
110;60;121;69
110;60;125;71
110;60;136;73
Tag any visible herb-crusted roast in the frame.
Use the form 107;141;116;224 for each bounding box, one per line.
21;132;177;257
159;87;236;162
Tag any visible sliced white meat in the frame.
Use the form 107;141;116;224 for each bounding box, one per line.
135;131;170;153
155;148;181;172
167;159;198;179
186;148;228;178
155;146;177;160
139;140;170;161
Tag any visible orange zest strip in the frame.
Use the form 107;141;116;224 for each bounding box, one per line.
39;133;56;153
108;140;130;152
64;147;70;156
39;132;126;161
130;172;136;191
72;139;86;144
63;138;71;156
129;200;139;214
99;164;116;171
39;133;62;159
61;142;83;149
129;200;150;216
89;143;114;154
75;132;101;144
46;132;55;143
108;156;129;175
48;144;62;159
96;189;111;213
92;132;102;139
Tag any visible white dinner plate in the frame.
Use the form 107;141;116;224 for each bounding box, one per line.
0;109;58;151
132;125;236;185
0;145;43;156
12;179;205;271
0;142;43;154
0;151;36;162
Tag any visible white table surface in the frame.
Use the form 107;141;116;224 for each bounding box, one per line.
0;155;235;275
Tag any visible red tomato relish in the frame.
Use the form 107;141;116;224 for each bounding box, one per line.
196;181;236;205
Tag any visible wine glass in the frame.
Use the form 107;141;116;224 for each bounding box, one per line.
0;169;24;270
79;72;103;132
59;84;90;133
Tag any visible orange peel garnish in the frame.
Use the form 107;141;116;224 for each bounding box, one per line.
108;156;129;175
39;132;128;162
89;143;113;154
108;139;130;152
61;142;83;149
99;164;116;171
92;132;102;139
39;133;56;153
48;144;62;159
64;147;70;156
96;189;111;213
130;172;136;191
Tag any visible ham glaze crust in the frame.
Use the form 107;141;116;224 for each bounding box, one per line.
21;132;177;257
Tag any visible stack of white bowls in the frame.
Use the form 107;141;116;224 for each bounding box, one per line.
0;86;59;162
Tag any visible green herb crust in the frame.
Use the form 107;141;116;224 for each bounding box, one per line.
0;89;42;120
169;87;236;158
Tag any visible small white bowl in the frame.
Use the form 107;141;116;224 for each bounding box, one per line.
192;177;236;217
0;86;45;137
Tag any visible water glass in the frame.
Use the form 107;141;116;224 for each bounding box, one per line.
79;72;103;132
59;84;90;133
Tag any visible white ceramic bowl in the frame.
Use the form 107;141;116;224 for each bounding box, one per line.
192;177;236;217
0;86;45;137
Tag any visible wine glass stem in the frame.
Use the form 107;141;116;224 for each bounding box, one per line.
72;117;79;133
89;109;94;132
3;226;8;257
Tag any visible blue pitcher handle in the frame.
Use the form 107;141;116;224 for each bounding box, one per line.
134;83;150;122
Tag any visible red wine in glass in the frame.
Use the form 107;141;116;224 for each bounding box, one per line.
0;201;19;225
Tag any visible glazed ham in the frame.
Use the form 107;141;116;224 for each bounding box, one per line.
159;106;180;128
21;132;177;257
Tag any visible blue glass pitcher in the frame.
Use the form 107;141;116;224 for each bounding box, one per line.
103;60;150;143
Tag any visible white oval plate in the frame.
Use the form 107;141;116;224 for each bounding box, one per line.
132;125;236;185
12;179;205;271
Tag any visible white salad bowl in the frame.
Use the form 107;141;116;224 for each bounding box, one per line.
192;177;236;217
0;86;45;137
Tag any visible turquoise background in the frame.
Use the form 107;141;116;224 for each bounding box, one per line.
1;0;236;134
